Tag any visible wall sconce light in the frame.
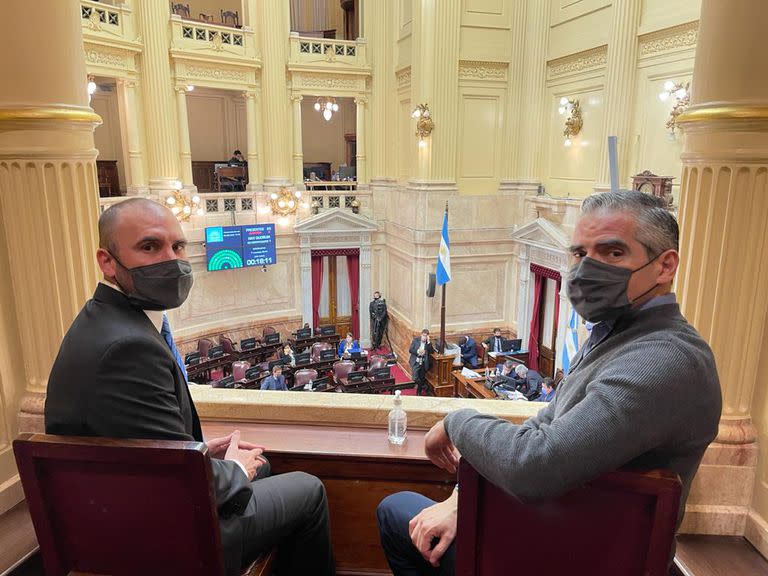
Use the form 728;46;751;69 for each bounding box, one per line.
658;81;690;135
559;97;583;147
185;85;195;92
350;198;360;214
314;96;339;121
411;103;434;147
166;190;203;222
269;188;306;216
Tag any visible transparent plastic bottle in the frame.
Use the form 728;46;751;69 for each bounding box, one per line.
388;390;407;445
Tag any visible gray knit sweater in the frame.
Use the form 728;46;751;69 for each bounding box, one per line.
444;302;721;523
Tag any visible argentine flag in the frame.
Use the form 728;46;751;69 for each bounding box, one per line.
561;307;580;374
436;211;451;285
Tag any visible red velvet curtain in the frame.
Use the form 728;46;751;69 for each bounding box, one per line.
527;273;544;371
347;254;360;339
311;255;323;329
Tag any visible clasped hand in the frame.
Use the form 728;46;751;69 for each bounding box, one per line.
206;430;266;480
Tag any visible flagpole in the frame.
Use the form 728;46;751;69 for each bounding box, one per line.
440;202;447;354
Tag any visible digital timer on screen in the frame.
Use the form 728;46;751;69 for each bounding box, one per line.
205;224;277;272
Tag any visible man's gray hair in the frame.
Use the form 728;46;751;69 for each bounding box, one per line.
580;190;679;258
515;365;528;377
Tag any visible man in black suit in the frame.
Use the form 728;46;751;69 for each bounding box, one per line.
409;329;435;396
482;327;507;353
45;198;334;576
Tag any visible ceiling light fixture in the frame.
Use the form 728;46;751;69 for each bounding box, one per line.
313;96;339;121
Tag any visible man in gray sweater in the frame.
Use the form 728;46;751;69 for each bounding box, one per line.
377;191;721;575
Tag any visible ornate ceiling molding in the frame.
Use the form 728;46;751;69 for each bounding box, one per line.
547;46;607;80
458;60;508;82
185;64;248;82
638;20;698;57
83;42;137;74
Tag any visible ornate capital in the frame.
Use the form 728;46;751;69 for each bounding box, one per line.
291;94;304;103
243;90;257;101
354;96;368;106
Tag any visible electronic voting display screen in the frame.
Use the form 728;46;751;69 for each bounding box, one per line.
205;224;276;271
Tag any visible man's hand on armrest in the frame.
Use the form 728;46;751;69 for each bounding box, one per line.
409;490;459;567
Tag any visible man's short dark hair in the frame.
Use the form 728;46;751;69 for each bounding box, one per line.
542;377;556;390
233;149;242;155
493;327;501;333
580;190;679;258
459;336;468;346
374;291;381;296
421;329;429;335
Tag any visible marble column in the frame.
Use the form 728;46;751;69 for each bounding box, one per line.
675;0;766;540
354;96;368;185
137;0;180;191
257;0;291;190
291;95;304;188
244;90;261;190
299;235;313;325
0;0;101;433
411;0;460;186
518;0;550;187
500;0;527;181
116;79;147;194
677;0;768;447
515;249;530;342
175;87;194;188
365;0;393;183
595;0;642;190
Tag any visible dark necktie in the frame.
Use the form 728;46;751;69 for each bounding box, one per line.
494;337;501;352
161;314;188;381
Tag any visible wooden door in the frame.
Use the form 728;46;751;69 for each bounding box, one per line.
318;256;352;337
537;277;558;378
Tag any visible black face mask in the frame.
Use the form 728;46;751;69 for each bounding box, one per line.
373;295;380;300
566;255;660;323
110;253;194;311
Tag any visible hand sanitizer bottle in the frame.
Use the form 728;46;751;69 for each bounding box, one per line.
388;390;407;445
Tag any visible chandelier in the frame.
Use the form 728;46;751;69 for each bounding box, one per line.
269;187;309;216
314;96;339;121
165;188;203;222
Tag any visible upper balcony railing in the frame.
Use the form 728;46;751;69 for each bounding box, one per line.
289;33;368;69
80;0;137;45
170;15;257;62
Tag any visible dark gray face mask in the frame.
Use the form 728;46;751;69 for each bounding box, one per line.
566;256;658;323
110;253;194;311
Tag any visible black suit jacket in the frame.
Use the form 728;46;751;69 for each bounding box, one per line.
483;335;511;352
408;337;434;373
45;284;251;574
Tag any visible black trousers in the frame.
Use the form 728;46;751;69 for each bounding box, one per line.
413;364;431;396
223;464;335;576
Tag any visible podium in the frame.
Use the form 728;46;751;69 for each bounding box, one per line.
426;352;457;397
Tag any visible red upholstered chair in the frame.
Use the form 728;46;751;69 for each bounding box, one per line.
198;338;214;358
311;341;333;362
293;369;318;389
262;326;277;338
220;335;237;355
455;459;681;576
367;355;388;376
332;360;355;385
12;434;273;576
475;343;485;367
232;361;250;382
